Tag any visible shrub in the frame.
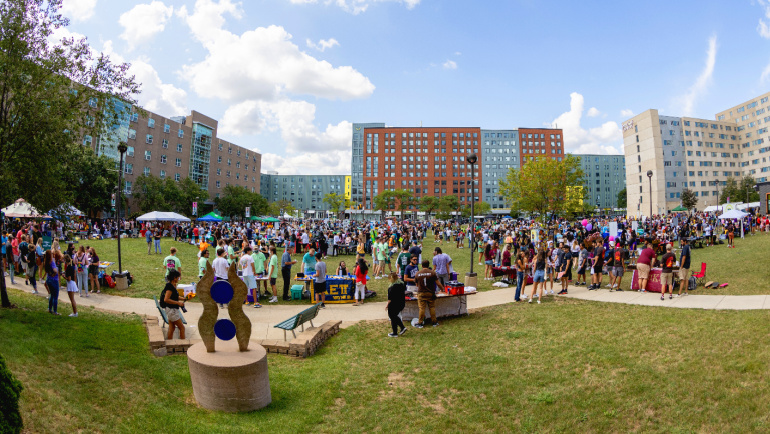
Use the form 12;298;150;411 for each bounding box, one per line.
0;353;23;434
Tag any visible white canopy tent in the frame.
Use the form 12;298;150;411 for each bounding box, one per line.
703;205;723;213
737;202;760;210
718;209;750;238
49;204;84;218
136;211;191;222
2;198;49;218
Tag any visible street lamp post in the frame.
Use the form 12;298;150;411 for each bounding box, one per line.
715;179;720;210
646;170;653;218
466;154;477;279
117;143;127;275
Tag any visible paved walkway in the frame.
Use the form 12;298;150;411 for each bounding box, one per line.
5;278;768;340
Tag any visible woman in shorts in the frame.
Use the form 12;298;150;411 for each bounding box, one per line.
529;248;546;304
88;247;101;294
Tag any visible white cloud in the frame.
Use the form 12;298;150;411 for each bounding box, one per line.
306;37;340;52
549;92;622;155
620;109;634;118
261;150;351;175
442;60;457;70
761;60;770;84
178;0;375;102
100;40;187;116
758;0;770;38
61;0;97;22
677;35;717;116
288;0;420;14
586;107;600;118
119;1;174;51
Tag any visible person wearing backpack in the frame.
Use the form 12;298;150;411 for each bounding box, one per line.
676;240;692;297
611;241;628;291
161;269;186;339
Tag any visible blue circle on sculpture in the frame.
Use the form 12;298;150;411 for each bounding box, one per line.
214;319;237;341
211;280;234;304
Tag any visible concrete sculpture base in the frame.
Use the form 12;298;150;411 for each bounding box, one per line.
187;340;271;412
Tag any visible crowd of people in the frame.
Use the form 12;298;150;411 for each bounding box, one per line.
2;208;763;332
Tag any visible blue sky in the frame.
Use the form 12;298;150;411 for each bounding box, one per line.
58;0;770;174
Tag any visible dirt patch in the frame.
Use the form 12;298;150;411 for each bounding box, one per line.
388;372;414;389
417;394;446;414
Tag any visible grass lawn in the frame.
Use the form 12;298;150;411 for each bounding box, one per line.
84;230;770;302
4;288;770;432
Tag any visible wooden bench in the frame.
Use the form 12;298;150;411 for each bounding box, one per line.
274;302;323;341
154;296;187;328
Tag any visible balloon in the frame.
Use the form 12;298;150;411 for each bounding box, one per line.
582;219;588;227
609;236;615;241
586;223;593;231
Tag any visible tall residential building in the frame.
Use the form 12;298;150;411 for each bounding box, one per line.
621;91;770;215
112;109;261;214
359;126;481;210
260;173;349;213
480;129;519;210
351;122;385;204
574;154;626;210
518;128;566;165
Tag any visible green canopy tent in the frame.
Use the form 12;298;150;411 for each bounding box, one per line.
197;211;223;222
261;217;280;223
671;205;688;212
249;216;263;222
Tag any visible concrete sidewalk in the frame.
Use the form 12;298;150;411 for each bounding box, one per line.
5;277;768;341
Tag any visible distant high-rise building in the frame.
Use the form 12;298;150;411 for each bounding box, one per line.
351;122;385;205
574;154;626;210
260;173;349;214
480;130;519;210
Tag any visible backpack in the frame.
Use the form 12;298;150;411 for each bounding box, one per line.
688;276;697;291
104;275;115;288
159;287;168;308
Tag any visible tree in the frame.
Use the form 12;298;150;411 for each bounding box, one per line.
373;190;395;219
740;175;760;203
681;188;698;211
61;147;119;217
0;0;139;211
133;175;169;212
392;189;415;219
268;199;296;217
718;178;740;204
214;185;268;220
419;196;441;218
0;354;23;433
616;187;627;209
499;155;584;221
472;201;492;217
322;192;351;219
173;177;208;216
437;195;460;220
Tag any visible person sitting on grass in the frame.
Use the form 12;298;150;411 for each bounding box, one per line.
162;269;185;339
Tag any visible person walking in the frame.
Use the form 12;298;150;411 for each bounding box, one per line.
153;227;162;254
163;247;181;281
636;241;656;292
529;248;546;304
515;251;527;302
414;259;444;328
432;247;452;286
677;240;691;297
385;272;407;337
660;244;676;300
146;226;153;255
88;247;101;294
162;269;186;339
43;251;60;315
239;246;258;306
198;249;209;279
280;242;297;301
63;255;78;317
266;246;279;303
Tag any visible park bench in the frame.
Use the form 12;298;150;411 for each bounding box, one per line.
274;302;323;341
154;296;187;328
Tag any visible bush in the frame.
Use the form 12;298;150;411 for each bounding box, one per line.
0;354;23;434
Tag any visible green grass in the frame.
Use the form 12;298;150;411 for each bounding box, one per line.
75;230;770;303
4;288;770;432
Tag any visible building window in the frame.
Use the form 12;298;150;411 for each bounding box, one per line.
124;163;133;174
127;146;134;157
159;170;166;179
82;135;92;147
216;181;220;188
124;180;132;195
175;173;181;181
217;156;222;163
144;150;151;161
177;143;183;152
162;139;168;148
143;167;150;176
160;154;167;164
89;97;98;108
130;112;138;122
146;134;153;144
164;123;170;133
218;143;223;151
178;129;184;138
217;168;221;176
148;118;155;128
175;158;181;167
128;129;136;139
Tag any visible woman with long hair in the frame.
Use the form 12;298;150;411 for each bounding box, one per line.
483;243;495;280
63;255;78;317
385;272;407;337
43;250;61;314
529;248;546;304
88;247;101;294
74;245;89;297
514;251;527;302
353;257;368;306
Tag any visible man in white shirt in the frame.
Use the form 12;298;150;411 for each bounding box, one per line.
212;247;230;280
239;246;258;306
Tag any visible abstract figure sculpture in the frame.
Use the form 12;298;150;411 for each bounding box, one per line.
196;261;251;352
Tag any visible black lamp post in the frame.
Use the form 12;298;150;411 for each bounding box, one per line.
117;142;127;274
715;179;720;211
646;170;653;217
466;153;477;277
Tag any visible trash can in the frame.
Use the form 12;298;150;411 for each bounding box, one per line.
115;272;129;291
